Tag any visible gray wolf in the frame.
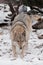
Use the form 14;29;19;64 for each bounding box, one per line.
10;12;32;59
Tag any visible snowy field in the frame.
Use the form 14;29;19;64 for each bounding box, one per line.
0;26;43;65
0;4;43;65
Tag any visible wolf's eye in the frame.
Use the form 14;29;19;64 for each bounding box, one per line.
22;31;25;36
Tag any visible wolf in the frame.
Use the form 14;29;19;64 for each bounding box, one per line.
10;12;32;59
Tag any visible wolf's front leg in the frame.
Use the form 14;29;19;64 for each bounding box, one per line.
21;42;28;58
12;44;17;59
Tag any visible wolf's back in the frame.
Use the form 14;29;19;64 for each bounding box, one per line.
12;12;32;30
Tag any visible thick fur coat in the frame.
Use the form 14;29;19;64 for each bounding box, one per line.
10;12;32;58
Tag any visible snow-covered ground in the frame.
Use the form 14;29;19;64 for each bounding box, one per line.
0;27;43;65
0;4;12;23
0;3;43;65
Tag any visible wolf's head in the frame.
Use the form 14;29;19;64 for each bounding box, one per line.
12;24;26;49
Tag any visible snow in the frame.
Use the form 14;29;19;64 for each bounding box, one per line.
0;27;43;65
0;4;12;23
27;6;31;12
0;3;43;65
37;29;43;35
